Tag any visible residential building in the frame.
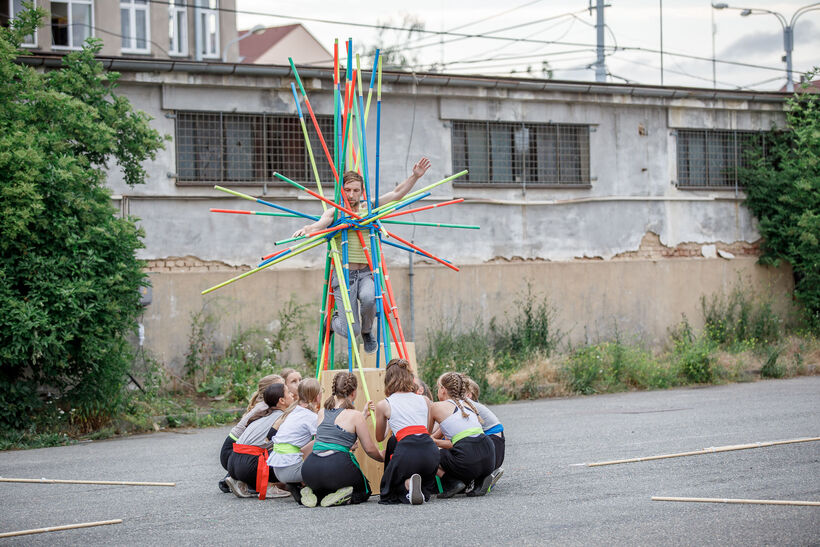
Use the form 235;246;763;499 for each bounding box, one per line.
238;23;331;66
3;0;238;61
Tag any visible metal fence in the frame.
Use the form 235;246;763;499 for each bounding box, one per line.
451;121;590;185
676;129;766;189
175;111;335;184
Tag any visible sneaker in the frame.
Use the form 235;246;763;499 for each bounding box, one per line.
437;477;466;499
489;467;504;491
320;486;353;507
218;478;230;493
463;479;476;495
225;477;254;498
466;474;493;497
300;486;318;508
408;474;424;505
267;485;291;498
362;332;377;353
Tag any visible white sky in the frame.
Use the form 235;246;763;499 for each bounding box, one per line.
237;1;820;91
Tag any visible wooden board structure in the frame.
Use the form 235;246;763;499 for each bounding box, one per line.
318;342;416;494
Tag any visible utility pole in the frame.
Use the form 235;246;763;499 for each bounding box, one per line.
594;0;607;82
659;0;664;85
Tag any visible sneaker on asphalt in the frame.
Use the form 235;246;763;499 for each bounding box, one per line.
437;477;466;499
408;474;424;505
218;478;230;493
225;477;254;498
266;485;291;498
320;486;353;507
466;474;493;497
362;332;377;353
489;467;504;491
300;486;318;508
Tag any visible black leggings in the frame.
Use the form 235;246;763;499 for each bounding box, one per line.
219;436;234;471
227;452;277;489
301;452;370;504
490;432;505;469
439;435;496;484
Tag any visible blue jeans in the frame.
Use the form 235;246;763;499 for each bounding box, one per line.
330;268;376;338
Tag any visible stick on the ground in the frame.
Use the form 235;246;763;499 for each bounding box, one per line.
0;477;175;487
652;496;820;507
586;437;820;467
0;519;123;538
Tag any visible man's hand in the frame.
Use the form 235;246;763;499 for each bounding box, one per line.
292;226;311;238
412;157;431;179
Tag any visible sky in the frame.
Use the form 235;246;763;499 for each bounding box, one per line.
236;1;820;91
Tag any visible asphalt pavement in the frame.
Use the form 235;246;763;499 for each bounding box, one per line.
1;376;818;546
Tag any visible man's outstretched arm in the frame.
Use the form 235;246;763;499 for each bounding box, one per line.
378;157;431;206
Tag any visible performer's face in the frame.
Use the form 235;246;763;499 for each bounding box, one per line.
343;179;363;205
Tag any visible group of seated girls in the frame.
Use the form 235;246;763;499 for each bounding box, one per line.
217;361;505;506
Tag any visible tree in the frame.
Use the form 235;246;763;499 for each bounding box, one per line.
0;8;166;430
742;74;820;332
362;14;426;70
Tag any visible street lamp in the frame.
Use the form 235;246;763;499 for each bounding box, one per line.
221;24;266;63
712;2;820;92
710;3;729;88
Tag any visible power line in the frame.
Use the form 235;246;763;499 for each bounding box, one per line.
144;0;803;77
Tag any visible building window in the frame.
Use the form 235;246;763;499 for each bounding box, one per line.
51;0;92;49
168;0;187;56
197;0;218;58
1;0;37;46
676;129;766;189
175;111;336;184
120;0;149;53
451;121;590;185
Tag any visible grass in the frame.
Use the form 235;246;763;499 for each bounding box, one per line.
420;286;819;404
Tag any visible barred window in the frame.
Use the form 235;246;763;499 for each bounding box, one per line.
175;112;336;184
676;129;766;189
452;121;590;185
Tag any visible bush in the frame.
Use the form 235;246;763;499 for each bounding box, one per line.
701;285;782;350
742;72;820;332
0;10;165;430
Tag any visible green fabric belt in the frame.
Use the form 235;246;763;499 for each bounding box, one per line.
228;433;238;441
313;441;370;494
451;427;483;445
273;442;301;454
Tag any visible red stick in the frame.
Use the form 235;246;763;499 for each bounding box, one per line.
380;199;465;219
210;208;252;215
385;230;459;272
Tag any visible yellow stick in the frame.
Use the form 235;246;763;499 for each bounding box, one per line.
0;477;175;487
652;496;820;507
201;237;326;295
0;519;122;538
586;437;820;467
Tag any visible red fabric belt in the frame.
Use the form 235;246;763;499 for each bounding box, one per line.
396;425;428;442
232;443;269;500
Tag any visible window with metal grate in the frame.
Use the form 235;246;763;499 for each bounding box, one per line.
175;111;336;184
676;129;766;190
451;120;590;186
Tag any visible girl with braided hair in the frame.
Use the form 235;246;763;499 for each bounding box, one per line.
299;372;384;507
267;377;321;504
375;359;439;505
430;372;496;498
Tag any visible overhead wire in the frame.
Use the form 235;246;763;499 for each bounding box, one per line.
143;0;807;80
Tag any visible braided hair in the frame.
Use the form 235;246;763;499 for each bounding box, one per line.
438;372;482;423
324;371;358;410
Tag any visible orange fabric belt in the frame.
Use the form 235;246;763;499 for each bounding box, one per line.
396;425;428;442
232;443;269;500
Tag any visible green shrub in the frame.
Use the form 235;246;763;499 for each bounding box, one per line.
701;285;782;350
673;334;717;384
421;324;494;400
742;73;820;333
760;345;785;378
0;10;165;431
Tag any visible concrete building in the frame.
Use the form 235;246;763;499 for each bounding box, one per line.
4;0;238;62
18;50;796;371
